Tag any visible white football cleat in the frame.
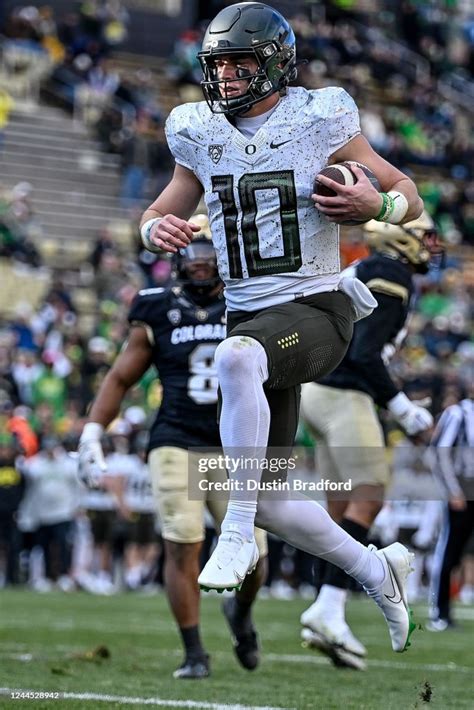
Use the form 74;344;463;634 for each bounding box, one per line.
300;606;367;658
301;627;367;671
365;542;416;652
425;618;451;632
198;525;259;592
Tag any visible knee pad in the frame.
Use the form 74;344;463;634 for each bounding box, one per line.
215;335;268;382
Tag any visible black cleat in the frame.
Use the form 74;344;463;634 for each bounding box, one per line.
173;654;210;679
222;597;260;671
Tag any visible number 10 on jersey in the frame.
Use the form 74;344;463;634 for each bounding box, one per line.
212;170;302;279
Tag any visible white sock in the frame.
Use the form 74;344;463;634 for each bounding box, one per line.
344;545;385;591
314;584;347;622
256;497;385;590
221;500;257;539
125;566;141;590
216;336;269;535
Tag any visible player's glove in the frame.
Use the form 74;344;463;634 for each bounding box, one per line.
78;422;106;488
387;392;433;436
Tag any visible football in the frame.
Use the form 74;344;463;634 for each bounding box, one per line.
313;161;381;225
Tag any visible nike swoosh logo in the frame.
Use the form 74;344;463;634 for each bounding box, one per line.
384;564;403;604
270;139;292;149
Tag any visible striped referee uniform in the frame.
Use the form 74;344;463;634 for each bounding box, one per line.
429;398;474;626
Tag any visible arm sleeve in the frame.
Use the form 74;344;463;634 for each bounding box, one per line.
346;292;404;408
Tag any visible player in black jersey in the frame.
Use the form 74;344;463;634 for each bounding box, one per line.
299;212;441;668
78;226;267;679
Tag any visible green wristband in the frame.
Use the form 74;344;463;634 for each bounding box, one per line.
375;193;388;221
381;194;395;222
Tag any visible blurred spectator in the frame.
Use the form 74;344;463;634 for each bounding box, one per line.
80;336;114;404
75;56;121;125
0;183;41;266
5;404;38;458
0;345;20;405
95;250;129;299
0;433;25;585
9;303;36;353
0;89;14;152
167;28;204;86
89;228;116;271
102;0;130;49
119;112;161;210
22;436;80;591
31;351;67;421
11;349;42;405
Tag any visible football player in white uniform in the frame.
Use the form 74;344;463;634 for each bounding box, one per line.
140;2;424;654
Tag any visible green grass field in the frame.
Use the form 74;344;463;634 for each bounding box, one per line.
0;589;472;709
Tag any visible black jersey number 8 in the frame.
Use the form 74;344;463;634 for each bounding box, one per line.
212;170;302;278
188;343;219;405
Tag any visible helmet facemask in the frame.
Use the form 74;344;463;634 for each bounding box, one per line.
177;238;221;300
199;42;296;116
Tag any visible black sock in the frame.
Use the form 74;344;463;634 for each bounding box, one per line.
322;518;369;590
179;625;206;661
313;558;327;594
233;596;253;623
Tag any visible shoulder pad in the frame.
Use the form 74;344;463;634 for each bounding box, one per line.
307;87;360;152
306;87;358;120
128;286;171;324
165;102;211;169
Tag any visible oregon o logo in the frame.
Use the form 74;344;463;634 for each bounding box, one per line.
245;144;256;155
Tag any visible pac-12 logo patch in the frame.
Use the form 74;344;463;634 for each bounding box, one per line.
195;309;208;322
167;309;182;325
208;145;224;164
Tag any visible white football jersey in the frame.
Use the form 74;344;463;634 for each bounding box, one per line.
166;86;360;311
23;453;80;525
82;452;134;511
124;456;155;514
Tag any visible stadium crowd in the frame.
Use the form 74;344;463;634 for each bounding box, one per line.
0;1;472;614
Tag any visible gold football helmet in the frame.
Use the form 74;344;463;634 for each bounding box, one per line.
364;211;441;273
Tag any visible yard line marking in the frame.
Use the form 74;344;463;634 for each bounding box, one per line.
266;654;473;674
2;647;472;675
0;689;294;710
